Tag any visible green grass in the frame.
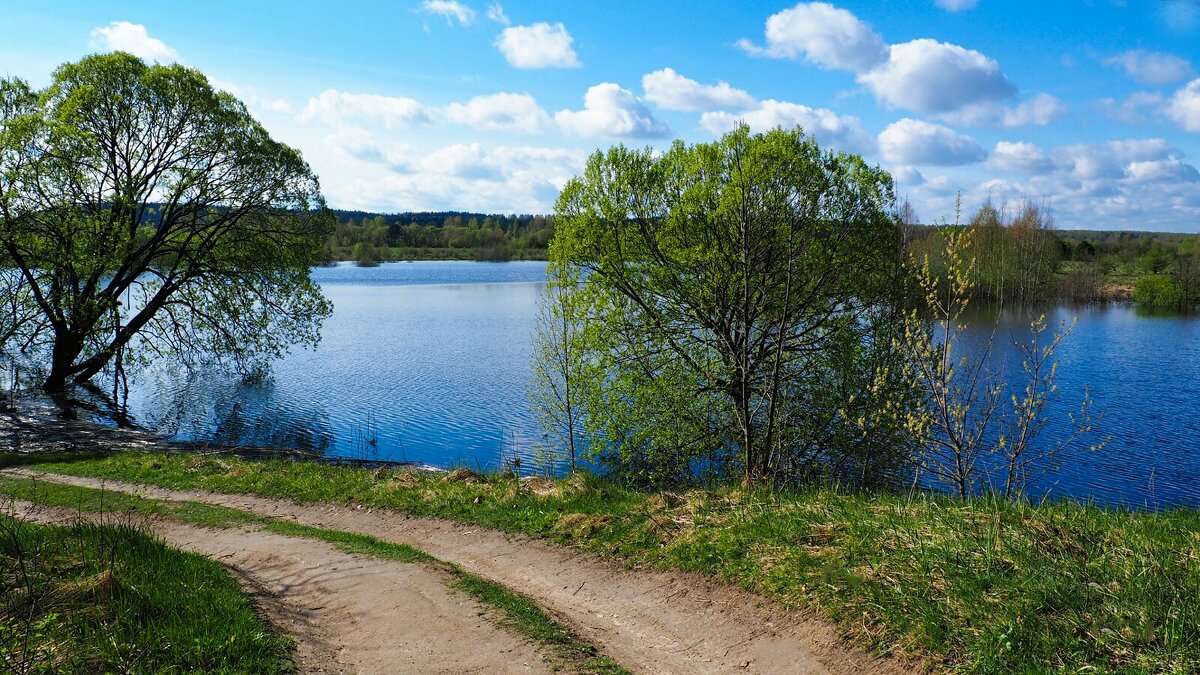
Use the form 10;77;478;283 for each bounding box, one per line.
0;511;294;674
5;452;1200;673
0;474;627;675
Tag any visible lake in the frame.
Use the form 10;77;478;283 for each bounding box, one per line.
105;262;1200;508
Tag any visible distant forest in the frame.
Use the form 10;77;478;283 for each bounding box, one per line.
325;208;1200;305
324;210;553;263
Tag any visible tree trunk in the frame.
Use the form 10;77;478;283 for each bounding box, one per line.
43;331;83;392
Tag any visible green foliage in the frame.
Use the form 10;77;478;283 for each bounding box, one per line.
0;514;293;673
0;474;627;675
549;125;914;487
1135;275;1185;308
323;211;554;262
10;452;1200;673
0;52;332;390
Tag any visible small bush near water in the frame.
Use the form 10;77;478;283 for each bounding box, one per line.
1134;275;1185;308
0;512;292;674
7;451;1200;673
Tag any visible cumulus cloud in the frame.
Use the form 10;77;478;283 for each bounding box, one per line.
89;22;180;62
325;127;413;173
942;93;1066;127
495;22;580;69
443;92;550;134
209;78;294;117
1097;91;1166;124
486;2;510;25
737;2;888;72
319;143;586;214
300;90;432;129
700;100;874;154
933;0;978;11
1167;78;1200;132
555;83;669;138
421;0;475;26
641;68;756;112
904;137;1200;231
1126;158;1200;184
1105;50;1194;85
878;118;986;165
859;39;1015;115
740;5;1027;119
987;141;1055;174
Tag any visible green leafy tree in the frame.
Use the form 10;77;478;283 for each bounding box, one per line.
550;125;912;487
0;53;332;391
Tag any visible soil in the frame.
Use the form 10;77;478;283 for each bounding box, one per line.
6;498;555;675
4;468;917;675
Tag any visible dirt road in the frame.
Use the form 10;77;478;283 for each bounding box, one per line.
4;468;914;675
8;498;555;675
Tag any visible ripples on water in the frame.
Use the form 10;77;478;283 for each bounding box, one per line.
128;261;553;473
80;262;1200;508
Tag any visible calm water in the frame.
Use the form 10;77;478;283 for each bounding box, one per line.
126;261;550;472
109;262;1199;508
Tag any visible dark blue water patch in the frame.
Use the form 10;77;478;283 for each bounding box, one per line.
57;262;1200;509
944;302;1200;509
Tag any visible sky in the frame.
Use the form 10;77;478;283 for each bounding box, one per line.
2;0;1199;231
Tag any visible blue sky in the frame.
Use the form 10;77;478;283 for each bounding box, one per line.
3;0;1199;230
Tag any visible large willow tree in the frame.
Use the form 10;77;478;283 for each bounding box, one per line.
548;125;915;486
0;53;332;391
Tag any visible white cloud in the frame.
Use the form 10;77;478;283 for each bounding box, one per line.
987;141;1055;174
422;144;505;181
933;0;978;11
495;22;580;69
299;90;432;129
443;92;550;134
1097;91;1166;124
739;5;1020;118
1105;50;1194;85
88;22;180;62
942;93;1067;127
892;165;925;188
319;143;586;214
641;68;756;112
555;83;669;138
859;39;1015;115
1167;78;1200;132
325;127;413;173
421;0;475;26
209;78;294;117
700;100;874;154
878;118;986;165
486;2;510;25
904;137;1200;231
737;2;888;72
1126;158;1200;184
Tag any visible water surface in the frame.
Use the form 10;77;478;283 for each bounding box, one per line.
107;262;1200;508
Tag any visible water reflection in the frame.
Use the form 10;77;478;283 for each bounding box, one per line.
953;302;1200;509
9;261;1199;509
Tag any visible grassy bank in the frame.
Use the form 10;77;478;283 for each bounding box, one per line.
0;509;293;673
4;452;1199;673
0;475;626;675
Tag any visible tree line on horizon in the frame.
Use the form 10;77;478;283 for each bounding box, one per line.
327;206;1200;306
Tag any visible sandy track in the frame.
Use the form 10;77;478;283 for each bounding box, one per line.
5;468;914;675
6;498;554;675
